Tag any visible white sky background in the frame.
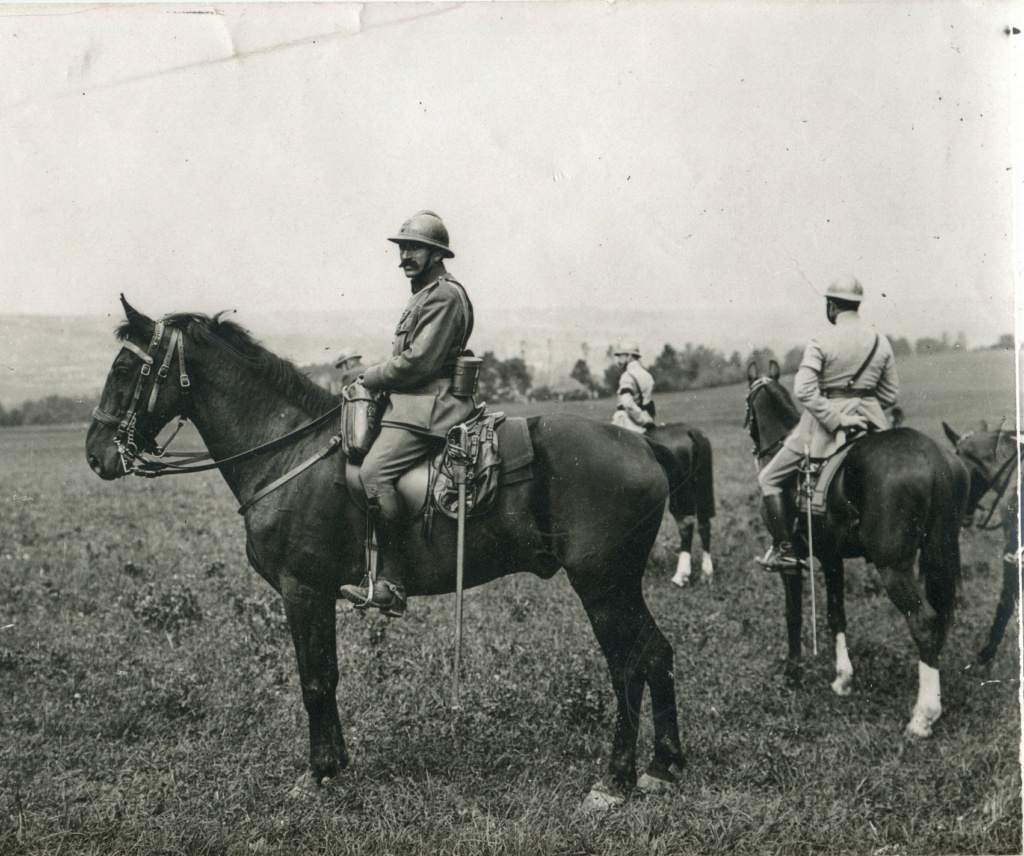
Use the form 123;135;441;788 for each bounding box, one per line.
0;1;1020;352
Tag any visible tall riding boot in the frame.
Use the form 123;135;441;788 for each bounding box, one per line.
339;492;408;617
755;494;802;574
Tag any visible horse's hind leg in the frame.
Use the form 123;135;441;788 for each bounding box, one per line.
697;516;714;580
671;516;696;587
877;558;946;738
571;575;683;807
281;575;348;792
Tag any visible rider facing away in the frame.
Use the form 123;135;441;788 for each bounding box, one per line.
339;211;475;617
756;275;900;572
611;342;656;433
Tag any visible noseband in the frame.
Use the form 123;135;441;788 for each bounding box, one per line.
91;320;192;473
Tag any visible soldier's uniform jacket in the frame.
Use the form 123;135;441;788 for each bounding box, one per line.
615;359;655;432
785;311;899;458
361;274;474;438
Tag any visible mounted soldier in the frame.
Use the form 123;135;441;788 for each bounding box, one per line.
755;275;900;572
332;347;364;389
339;211;475;617
611;342;656;433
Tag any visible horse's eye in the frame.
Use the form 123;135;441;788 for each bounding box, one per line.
113;364;132;380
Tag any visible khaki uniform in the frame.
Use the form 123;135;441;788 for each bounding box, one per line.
760;311;899;494
360;274;473;496
613;359;655;433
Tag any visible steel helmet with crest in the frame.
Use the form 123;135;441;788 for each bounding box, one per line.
387;211;454;258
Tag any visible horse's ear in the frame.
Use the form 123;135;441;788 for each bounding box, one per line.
768;360;781;381
746;362;760;385
974;420;988;433
942;421;961;448
120;294;153;333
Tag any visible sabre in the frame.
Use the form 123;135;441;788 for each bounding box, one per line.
804;444;818;657
451;427;470;711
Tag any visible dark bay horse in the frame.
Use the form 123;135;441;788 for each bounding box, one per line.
640;423;715;586
85;299;687;808
942;421;1022;665
745;361;968;737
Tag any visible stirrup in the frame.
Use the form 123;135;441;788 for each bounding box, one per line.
755;545;804;575
339;579;406;618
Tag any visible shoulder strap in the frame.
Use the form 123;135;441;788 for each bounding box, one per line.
442;275;474;351
847;333;880;390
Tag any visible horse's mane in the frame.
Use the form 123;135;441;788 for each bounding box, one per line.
765;380;801;423
116;312;338;416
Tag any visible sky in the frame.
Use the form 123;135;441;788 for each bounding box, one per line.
0;1;1020;354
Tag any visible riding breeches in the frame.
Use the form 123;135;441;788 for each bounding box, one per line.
360;426;435;503
758;444;804;496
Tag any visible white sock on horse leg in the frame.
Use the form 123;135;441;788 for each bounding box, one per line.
672;552;691;587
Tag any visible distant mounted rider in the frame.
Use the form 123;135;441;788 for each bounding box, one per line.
611;342;656;433
333;347;365;389
339;211;475;617
756;275;900;572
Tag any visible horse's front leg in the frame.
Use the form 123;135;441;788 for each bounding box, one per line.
978;529;1022;665
821;552;853;696
781;573;803;686
281;574;348;792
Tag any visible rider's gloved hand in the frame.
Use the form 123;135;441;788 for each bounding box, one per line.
838;412;869;431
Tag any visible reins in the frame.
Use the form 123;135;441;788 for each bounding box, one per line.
92;318;344;514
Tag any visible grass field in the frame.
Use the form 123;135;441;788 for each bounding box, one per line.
0;348;1019;855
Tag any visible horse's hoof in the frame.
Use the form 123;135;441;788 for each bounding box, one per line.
831;674;853;697
905;710;939;739
700;553;714;582
580;782;625;812
637;773;675;795
289;771;333;797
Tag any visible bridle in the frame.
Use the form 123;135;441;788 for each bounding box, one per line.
744;377;786;462
954;426;1023;531
91;318;343;513
90;320;192;474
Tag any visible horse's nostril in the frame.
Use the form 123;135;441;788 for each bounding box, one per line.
87;455;102;474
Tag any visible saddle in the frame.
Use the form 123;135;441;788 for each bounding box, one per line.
341;409;535;525
794;437;861;517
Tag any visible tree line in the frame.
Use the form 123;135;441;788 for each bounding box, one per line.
0;331;1012;425
0;395;95;427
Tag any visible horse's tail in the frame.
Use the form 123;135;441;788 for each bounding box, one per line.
687;428;716;520
644;436;689;519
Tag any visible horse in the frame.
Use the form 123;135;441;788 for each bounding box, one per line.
942;420;1022;666
744;360;968;737
85;298;688;809
645;423;715;586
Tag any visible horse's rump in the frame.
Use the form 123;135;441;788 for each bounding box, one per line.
647;423;715;520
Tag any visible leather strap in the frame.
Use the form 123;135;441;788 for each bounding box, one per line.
236;434;342;515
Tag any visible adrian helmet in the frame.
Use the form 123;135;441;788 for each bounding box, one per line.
333;346;362;369
387;210;454;258
614;341;641;358
824;274;864;302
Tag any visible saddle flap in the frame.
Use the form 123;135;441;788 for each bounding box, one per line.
798;443;855;517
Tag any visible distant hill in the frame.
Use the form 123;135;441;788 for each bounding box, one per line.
0;308;1014;408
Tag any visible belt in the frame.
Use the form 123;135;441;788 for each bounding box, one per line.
821;387;877;399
